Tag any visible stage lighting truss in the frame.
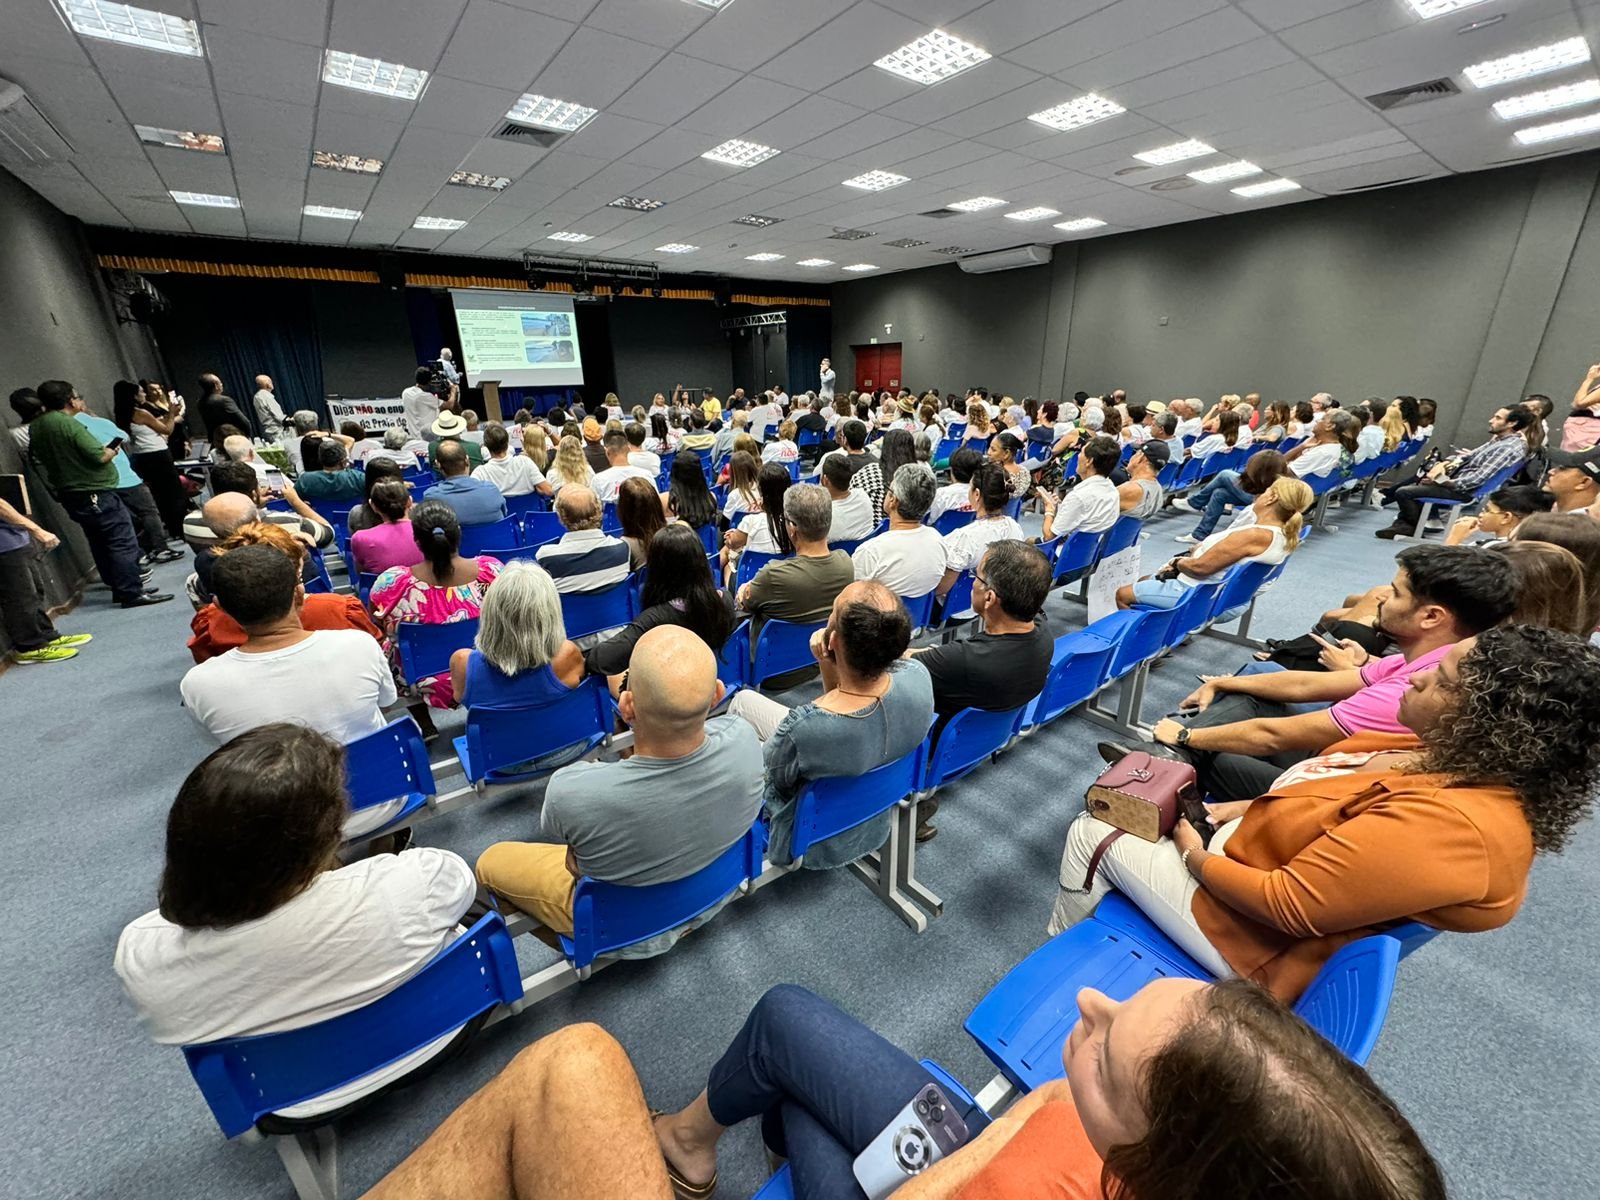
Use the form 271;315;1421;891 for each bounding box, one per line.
521;251;661;293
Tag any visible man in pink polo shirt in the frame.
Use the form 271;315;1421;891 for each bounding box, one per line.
1135;545;1516;803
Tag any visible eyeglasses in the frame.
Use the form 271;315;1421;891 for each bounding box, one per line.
973;572;989;591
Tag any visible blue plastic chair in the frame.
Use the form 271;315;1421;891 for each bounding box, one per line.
1148;577;1225;646
559;824;767;972
601;503;622;536
734;548;787;590
901;589;938;631
453;670;613;787
343;716;435;838
356;570;379;607
830;536;869;556
1002;496;1024;520
1203;559;1278;630
940;570;977;625
504;492;550;520
559;576;637;640
395;618;481;685
304;548;336;594
1096;606;1179;681
919;704;1028;793
457;516;522;556
520;509;565;547
751;618;826;688
1169;456;1205;491
1094;514;1142;564
789;739;928;864
716;620;751;696
785;459;801;482
1051;526;1105;586
1020;630;1116;730
697;521;720;555
933;508;975;536
933;436;962;465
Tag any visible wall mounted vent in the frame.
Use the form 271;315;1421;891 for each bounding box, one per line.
1365;78;1459;111
0;78;73;165
829;228;875;240
918;208;961;218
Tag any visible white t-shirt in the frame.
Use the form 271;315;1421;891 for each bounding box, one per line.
1190;433;1227;460
723;488;760;520
401;386;439;438
942;514;1024;573
928;482;973;523
827;488;878;542
179;630;397;747
114;849;475;1116
1175;417;1204;439
628;449;662;476
852;526;947;597
366;447;422;471
762;439;798;463
1049;474;1120;537
748;404;780;440
1292;442;1344;479
737;510;784;554
473;454;546;496
1355;425;1384;463
590;463;655;504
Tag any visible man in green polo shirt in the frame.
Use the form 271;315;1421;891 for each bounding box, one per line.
28;380;172;607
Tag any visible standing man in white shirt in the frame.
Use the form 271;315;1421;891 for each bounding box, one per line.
1039;435;1123;542
438;347;461;387
402;367;442;438
819;358;836;403
747;392;780;442
589;430;656;503
252;375;285;441
474;424;553;497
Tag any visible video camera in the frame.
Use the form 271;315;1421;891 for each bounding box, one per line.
423;359;451;396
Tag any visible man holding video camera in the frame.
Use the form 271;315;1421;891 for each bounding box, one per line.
401;363;458;439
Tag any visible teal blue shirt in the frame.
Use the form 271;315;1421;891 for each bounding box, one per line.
74;413;141;489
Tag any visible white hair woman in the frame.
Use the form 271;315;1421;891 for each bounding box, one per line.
448;559;585;705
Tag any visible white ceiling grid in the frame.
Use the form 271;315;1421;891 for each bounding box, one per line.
5;0;1600;282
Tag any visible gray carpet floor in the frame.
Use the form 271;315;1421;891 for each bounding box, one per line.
2;497;1596;1200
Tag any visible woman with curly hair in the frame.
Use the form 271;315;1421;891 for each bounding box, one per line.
1054;623;1600;1001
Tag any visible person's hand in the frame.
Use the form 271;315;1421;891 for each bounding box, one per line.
1151;717;1185;745
1204;800;1252;827
1179;679;1220;711
1171;817;1204;858
1586;363;1600;383
33;528;60;551
1443;515;1479;545
735;582;752;609
1317;638;1370;671
809;626;834;664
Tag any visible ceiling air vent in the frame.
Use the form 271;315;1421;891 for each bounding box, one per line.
919;208;961;218
492;123;566;148
1335;174;1431;192
829;228;875;240
1365;78;1459;112
886;237;930;248
1150;176;1196;191
0;78;73;165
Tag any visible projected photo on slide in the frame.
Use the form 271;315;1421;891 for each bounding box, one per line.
450;288;586;388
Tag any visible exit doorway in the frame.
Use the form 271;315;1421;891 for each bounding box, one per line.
851;343;902;393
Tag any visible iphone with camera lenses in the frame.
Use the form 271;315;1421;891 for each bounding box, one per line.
852;1082;969;1200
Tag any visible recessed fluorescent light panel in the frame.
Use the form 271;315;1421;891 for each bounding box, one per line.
874;29;991;85
548;232;592;242
1514;111;1600;144
449;170;510;190
655;243;698;253
1005;207;1060;222
302;205;362;220
505;93;597;132
885;238;930;248
413;216;466;230
169;190;238;208
1054;217;1106;232
321;49;428;101
134;125;224;153
1188;160;1262;183
1133;139;1214;165
931;246;975;256
744;253;784;261
56;1;203;56
609;196;664;211
733;214;782;227
1029;94;1125;131
1464;37;1591;89
946;196;1006;212
1493;79;1600;120
796;258;833;266
1232;179;1301;198
702;138;779;167
313;150;383;174
1404;0;1491;16
842;170;909;192
842;263;878;272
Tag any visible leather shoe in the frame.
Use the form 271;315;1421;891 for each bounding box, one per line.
1096;739;1143;764
1097;738;1188;765
1374;527;1402;540
120;592;174;608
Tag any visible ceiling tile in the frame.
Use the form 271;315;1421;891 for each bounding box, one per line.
610;53;742;125
527;26;667;109
1006;0;1229;75
948;0;1116;54
204;27;325;105
409;77;524;136
199;0;330;46
677;77;812;141
435;0;573;89
758;3;930;92
582;0;711;49
675;0;856;72
327;0;469;71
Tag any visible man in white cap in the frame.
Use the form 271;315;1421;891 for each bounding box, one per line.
428;411;485;469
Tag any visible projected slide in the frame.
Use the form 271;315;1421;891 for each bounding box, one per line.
450;289;585;387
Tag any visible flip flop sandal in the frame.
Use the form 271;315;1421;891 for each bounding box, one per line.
650;1111;717;1199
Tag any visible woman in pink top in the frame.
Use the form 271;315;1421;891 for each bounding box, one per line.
350;480;424;577
370;500;502;708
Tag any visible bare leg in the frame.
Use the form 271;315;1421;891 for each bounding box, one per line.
362;1024;673;1200
1115;583;1137;609
654;1090;723;1186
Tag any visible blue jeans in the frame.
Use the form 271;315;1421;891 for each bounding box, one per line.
59;489;144;601
705;986;990;1199
1185;470;1252;538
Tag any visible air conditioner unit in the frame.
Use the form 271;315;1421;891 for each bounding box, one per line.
0;78;73;166
957;244;1052;275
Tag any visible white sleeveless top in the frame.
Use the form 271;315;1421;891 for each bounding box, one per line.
1181;524;1288;586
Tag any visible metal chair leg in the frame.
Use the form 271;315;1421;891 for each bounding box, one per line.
274;1128;338;1200
848;806;932;933
893;797;944;918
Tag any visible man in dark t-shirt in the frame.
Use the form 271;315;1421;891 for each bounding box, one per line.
910;538;1053;841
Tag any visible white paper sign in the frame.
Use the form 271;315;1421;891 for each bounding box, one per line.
1087;544;1141;624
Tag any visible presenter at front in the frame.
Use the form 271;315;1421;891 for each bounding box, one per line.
819;357;836;402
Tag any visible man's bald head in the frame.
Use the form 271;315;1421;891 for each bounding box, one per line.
254;375;272;391
624;625;720;738
555;484;602;530
828;580;911;678
203;491;259;539
223;434;255;461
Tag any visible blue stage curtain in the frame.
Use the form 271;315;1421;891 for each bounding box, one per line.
211;281;326;430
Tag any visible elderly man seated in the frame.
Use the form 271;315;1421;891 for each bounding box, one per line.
182;460;330;554
730;580;934;869
475;625;762;949
850;462;946;598
294;439;367;502
535;484;630;595
425;439;507;526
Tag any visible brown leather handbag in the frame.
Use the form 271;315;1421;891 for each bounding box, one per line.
1079;752;1207;888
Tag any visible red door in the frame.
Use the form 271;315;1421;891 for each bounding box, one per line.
852;343;902;392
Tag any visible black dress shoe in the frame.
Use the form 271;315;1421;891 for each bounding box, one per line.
120;592;174;608
1096;740;1142;765
1374;527;1401;540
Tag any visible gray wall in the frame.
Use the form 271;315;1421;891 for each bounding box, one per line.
0;169;162;632
832;152;1600;450
609;296;734;402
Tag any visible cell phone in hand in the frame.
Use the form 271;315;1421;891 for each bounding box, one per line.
852;1082;969;1200
1310;632;1339;650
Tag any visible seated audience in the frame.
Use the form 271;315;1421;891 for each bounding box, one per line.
936;461;1025;602
293;439;366;502
1040;434;1121;542
347;457;407;533
1283;410;1356;480
617;476;666;570
473;423;551;497
425;440;507;527
1057;625;1600;1001
761;420;799;464
850;462;947;598
591;430;656;504
476;626;761;949
190;491;316;605
680;410;717;452
1177;449;1294;543
535;484;630;595
662;453;718;533
371;500;504;707
1495;539;1591;634
182;461;327;551
928;446;982;523
547;434;594;491
1187;409;1240;461
1118;478;1312;610
350;480;425;578
1118;437;1170;518
1378;406;1535;538
821;453;877;544
1133;543;1516;802
429;412;485;468
730;582;933;868
988;432;1031;499
1443;483;1555;544
711;410;746;462
625;422;660;477
735;482;853;637
722;463;793;584
586;524;735;678
817;417;872;480
720;451;761;523
1512;511;1600;628
365;425;422;471
521;423;550;472
1541;446;1600;516
851;428;916;522
114;726;475;1116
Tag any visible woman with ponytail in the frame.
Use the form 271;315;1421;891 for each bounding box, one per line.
370;499;503;707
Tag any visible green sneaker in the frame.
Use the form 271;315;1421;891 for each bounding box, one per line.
47;633;93;648
13;646;78;664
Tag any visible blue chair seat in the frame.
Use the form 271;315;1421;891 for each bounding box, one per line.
790;739;928;863
1051;526;1105;585
395;618;481;685
452;671;613;787
716;620;751;697
1021;630;1116;730
559;576;637;640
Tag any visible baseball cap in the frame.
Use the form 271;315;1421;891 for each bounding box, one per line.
431;411;467;438
1137;437;1172;467
1545;447;1600;480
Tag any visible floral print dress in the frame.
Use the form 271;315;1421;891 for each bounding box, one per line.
371;555;503;708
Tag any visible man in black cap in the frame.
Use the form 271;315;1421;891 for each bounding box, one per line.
1543;446;1600;517
1119;437;1169;519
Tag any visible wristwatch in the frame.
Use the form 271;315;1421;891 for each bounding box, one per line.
1175;726;1191;747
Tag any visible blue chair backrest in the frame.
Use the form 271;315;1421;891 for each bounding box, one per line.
1303;468;1344;497
1208;559;1277;619
791;739;928;860
1277;437;1304;453
752;618;825;687
1096;514;1142;562
402;468;436;487
717;621;751;693
1026;632;1116;728
308;499;353;526
183;912;522;1137
1291;931;1402;1065
563;824;767;970
901;590;938;630
1197;451;1231;480
693;447;715;478
305;548;335;594
1155;460;1180;490
462;671;612;784
921;704;1027;790
357;570;379;605
698;521;720;555
797;427;824;447
1119;442;1137;465
601;503;622;536
934;436;962;463
345;716;437;814
1001;496;1024;520
1171;457;1205;489
396;618;480;683
520;509;564;547
966;437;990;454
942;570;976;621
1104;607;1178;677
559;576;637;639
458;516;522;556
1162;578;1225;645
933;508;975;536
831;536;868;556
735;548;787;590
1054;527;1104;582
1474;460;1524;498
784;459;801;482
504;492;550;519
